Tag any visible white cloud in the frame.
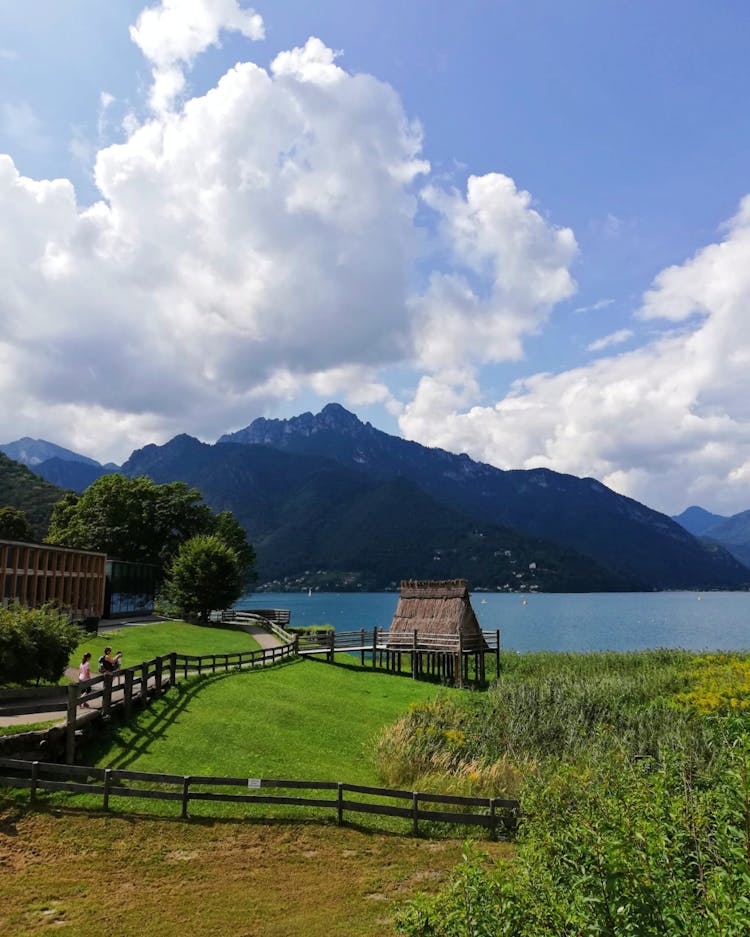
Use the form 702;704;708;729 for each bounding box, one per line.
574;297;614;314
400;197;750;514
0;36;429;461
587;328;633;352
412;174;577;372
130;0;265;111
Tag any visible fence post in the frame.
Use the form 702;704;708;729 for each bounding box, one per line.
103;769;112;811
65;683;79;765
412;792;419;837
123;669;134;720
360;629;365;666
489;798;497;841
170;651;177;688
181;776;191;819
337;782;343;826
495;630;500;678
371;627;377;669
102;673;112;715
141;662;149;705
155;656;163;693
294;634;299;657
328;629;335;663
30;760;39;803
412;630;418;680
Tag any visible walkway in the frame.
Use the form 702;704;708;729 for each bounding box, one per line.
0;619;283;728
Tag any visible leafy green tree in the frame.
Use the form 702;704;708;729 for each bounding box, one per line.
0;603;81;686
211;510;257;585
161;535;243;622
0;506;35;542
46;474;214;571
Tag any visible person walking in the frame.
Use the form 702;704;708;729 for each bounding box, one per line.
78;652;92;707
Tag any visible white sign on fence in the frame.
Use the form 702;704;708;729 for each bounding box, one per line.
247;778;262;789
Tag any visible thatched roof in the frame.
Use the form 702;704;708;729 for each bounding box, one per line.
389;579;486;650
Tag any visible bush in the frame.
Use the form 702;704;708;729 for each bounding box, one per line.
0;603;81;686
396;731;750;937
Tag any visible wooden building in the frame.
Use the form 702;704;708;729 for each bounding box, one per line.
0;538;106;620
389;578;487;649
388;579;493;685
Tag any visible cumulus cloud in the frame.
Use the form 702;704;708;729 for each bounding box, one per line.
400;197;750;514
0;33;431;459
130;0;265;111
412;174;577;372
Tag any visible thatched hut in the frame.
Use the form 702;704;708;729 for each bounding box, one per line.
388;579;486;651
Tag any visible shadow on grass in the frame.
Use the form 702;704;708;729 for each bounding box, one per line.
82;657;301;771
314;653;492;691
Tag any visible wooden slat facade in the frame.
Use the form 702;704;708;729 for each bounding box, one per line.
0;538;106;618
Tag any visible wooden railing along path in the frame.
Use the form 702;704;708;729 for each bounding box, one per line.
2;642;296;764
0;756;519;840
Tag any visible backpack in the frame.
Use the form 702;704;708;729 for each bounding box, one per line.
98;655;107;674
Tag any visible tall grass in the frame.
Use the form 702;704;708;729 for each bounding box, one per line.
391;651;750;936
375;650;720;795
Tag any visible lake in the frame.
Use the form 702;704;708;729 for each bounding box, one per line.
236;591;750;653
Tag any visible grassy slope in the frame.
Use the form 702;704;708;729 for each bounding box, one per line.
85;656;460;783
70;620;261;670
1;654;480;936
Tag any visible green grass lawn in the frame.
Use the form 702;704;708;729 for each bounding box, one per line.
70;619;261;671
84;656;460;785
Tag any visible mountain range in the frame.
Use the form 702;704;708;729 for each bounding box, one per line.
2;404;750;592
0;438;118;493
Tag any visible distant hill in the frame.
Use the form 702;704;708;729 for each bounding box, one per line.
699;510;750;568
218;403;750;591
0;437;117;493
33;457;116;493
122;434;629;592
0;437;100;468
0;452;68;539
673;505;750;568
672;506;728;536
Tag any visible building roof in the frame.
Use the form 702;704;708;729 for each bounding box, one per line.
389;578;485;650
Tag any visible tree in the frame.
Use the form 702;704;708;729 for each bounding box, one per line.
0;603;81;686
161;535;243;622
210;511;257;586
0;506;35;542
46;474;214;571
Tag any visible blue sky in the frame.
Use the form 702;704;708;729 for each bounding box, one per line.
1;1;750;515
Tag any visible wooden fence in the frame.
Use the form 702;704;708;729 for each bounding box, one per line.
295;627;501;686
0;757;519;840
1;641;297;764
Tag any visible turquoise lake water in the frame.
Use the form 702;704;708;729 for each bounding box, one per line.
236;591;750;652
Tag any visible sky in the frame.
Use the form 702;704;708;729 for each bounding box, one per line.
1;1;750;516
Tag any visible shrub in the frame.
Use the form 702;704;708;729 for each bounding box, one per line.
0;603;81;686
397;730;750;937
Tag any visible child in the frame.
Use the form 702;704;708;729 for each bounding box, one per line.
78;652;92;707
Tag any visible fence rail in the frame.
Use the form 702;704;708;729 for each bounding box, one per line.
0;757;519;839
295;628;500;653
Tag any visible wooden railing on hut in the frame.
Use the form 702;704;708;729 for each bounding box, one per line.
295;627;500;686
